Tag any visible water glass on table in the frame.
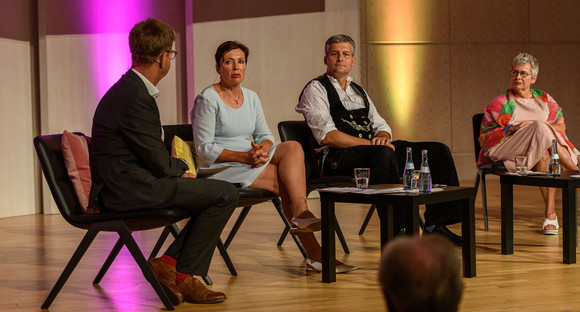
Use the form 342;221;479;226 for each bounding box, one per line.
411;170;420;190
354;168;370;189
515;156;527;175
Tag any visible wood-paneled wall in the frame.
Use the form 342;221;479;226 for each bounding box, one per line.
360;0;580;180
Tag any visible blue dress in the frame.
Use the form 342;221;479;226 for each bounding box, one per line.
191;85;277;187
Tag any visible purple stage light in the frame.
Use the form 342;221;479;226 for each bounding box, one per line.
81;0;154;99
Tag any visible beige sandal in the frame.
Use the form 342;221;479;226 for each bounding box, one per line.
289;217;321;234
543;217;559;235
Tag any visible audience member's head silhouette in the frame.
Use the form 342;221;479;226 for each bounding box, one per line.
379;235;463;312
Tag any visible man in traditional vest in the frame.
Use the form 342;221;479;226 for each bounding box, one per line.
296;34;461;245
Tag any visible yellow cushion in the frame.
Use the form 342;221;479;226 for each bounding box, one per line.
171;135;199;177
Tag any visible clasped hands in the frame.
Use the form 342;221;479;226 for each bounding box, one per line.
246;142;270;167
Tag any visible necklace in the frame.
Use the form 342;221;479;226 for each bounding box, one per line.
218;84;241;105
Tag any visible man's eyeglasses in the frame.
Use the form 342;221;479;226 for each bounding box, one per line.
167;50;178;60
510;70;530;78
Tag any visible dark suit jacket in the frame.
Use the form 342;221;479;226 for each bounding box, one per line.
90;69;188;211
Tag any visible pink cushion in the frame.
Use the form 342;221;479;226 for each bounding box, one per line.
61;131;98;213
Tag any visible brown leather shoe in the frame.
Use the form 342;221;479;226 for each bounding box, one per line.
147;258;183;306
176;276;227;304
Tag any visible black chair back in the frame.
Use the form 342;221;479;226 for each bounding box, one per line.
472;113;484;162
278;120;319;180
34;133;192;230
34;134;86;222
278;120;354;196
163;124;193;152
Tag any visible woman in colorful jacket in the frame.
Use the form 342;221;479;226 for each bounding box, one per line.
478;52;578;235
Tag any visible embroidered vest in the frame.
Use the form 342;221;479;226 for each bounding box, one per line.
300;74;374;140
299;75;375;175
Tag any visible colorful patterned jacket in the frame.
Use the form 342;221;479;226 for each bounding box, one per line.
477;88;574;166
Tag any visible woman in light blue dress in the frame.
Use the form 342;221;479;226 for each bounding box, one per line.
191;41;356;273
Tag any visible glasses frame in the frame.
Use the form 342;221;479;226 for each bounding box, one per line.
167;50;178;60
510;70;530;78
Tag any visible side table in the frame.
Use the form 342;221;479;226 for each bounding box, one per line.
500;171;580;264
318;185;476;283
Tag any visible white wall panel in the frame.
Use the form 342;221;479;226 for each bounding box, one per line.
0;38;37;217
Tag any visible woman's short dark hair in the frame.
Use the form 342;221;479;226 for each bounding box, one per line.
215;41;249;68
129;18;175;66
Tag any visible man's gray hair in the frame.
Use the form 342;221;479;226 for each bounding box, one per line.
325;34;355;56
512;52;539;78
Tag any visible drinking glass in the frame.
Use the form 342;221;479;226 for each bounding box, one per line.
515;156;527;175
411;170;420;189
354;168;370;189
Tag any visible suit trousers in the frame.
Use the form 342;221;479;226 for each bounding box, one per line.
165;178;238;277
323;141;461;230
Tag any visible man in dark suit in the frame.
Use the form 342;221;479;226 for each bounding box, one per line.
90;18;238;305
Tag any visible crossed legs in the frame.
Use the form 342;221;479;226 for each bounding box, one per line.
249;141;326;263
490;121;579;232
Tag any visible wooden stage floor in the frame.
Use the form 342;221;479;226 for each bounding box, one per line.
1;178;580;311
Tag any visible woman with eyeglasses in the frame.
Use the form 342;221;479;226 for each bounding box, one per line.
478;52;579;235
190;41;357;273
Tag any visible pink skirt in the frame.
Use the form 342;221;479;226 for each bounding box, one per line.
486;121;577;172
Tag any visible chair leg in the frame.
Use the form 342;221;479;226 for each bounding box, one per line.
224;206;251;249
93;237;125;284
167;223;180;237
334;215;350;254
480;171;489;231
290;234;308;259
358;204;376;235
115;221;174;310
275;196;290;247
474;170;481;196
272;197;308;259
149;223;181;260
41;228;100;310
216;238;237;276
148;226;171;260
148;224;214;284
473;170;486;231
277;227;290;246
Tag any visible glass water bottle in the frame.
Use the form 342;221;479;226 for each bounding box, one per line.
549;139;561;177
418;149;432;194
403;147;415;190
